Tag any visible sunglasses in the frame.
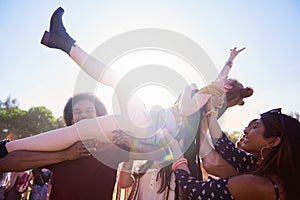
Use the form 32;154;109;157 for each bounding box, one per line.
266;108;285;138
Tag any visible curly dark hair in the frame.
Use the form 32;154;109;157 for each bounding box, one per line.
63;93;107;126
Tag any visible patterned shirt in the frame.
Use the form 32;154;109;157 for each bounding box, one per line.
174;133;258;199
214;133;257;173
175;169;234;200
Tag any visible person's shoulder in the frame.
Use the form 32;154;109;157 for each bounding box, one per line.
0;139;10;145
228;174;278;200
0;139;9;159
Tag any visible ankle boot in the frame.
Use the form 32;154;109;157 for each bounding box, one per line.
41;7;75;55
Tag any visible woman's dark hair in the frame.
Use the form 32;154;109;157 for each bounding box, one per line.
134;161;174;196
63;93;107;126
255;109;300;200
157;164;173;194
226;80;253;108
157;164;186;199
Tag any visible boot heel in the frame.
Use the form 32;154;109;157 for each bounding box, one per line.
41;31;50;46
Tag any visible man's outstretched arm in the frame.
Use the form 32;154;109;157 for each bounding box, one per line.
0;140;96;172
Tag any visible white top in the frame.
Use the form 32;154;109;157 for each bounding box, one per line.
137;162;176;200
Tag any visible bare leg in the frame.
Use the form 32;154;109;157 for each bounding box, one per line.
41;7;120;89
70;45;121;88
6;125;80;152
5;112;150;153
41;7;146;114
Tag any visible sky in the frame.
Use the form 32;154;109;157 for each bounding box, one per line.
1;0;300;133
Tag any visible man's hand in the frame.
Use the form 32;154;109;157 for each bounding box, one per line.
111;130;136;147
64;139;96;160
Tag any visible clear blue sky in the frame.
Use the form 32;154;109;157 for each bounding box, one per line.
1;0;300;132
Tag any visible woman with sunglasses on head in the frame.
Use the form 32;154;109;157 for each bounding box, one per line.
173;105;300;200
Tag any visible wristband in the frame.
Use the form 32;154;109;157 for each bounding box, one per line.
225;60;233;68
206;109;218;117
172;158;188;171
0;140;9;159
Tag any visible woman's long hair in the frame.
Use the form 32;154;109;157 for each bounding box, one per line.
156;164;173;194
135;161;185;199
255;112;300;200
135;161;172;194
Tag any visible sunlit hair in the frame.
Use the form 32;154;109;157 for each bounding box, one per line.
255;109;300;200
63;93;107;126
226;79;253;107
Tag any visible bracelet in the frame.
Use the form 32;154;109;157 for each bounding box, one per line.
206;109;218;117
172;158;188;171
225;60;233;68
130;174;136;183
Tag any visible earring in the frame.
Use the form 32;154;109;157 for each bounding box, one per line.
259;146;271;163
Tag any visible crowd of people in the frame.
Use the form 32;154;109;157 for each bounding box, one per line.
1;7;299;200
